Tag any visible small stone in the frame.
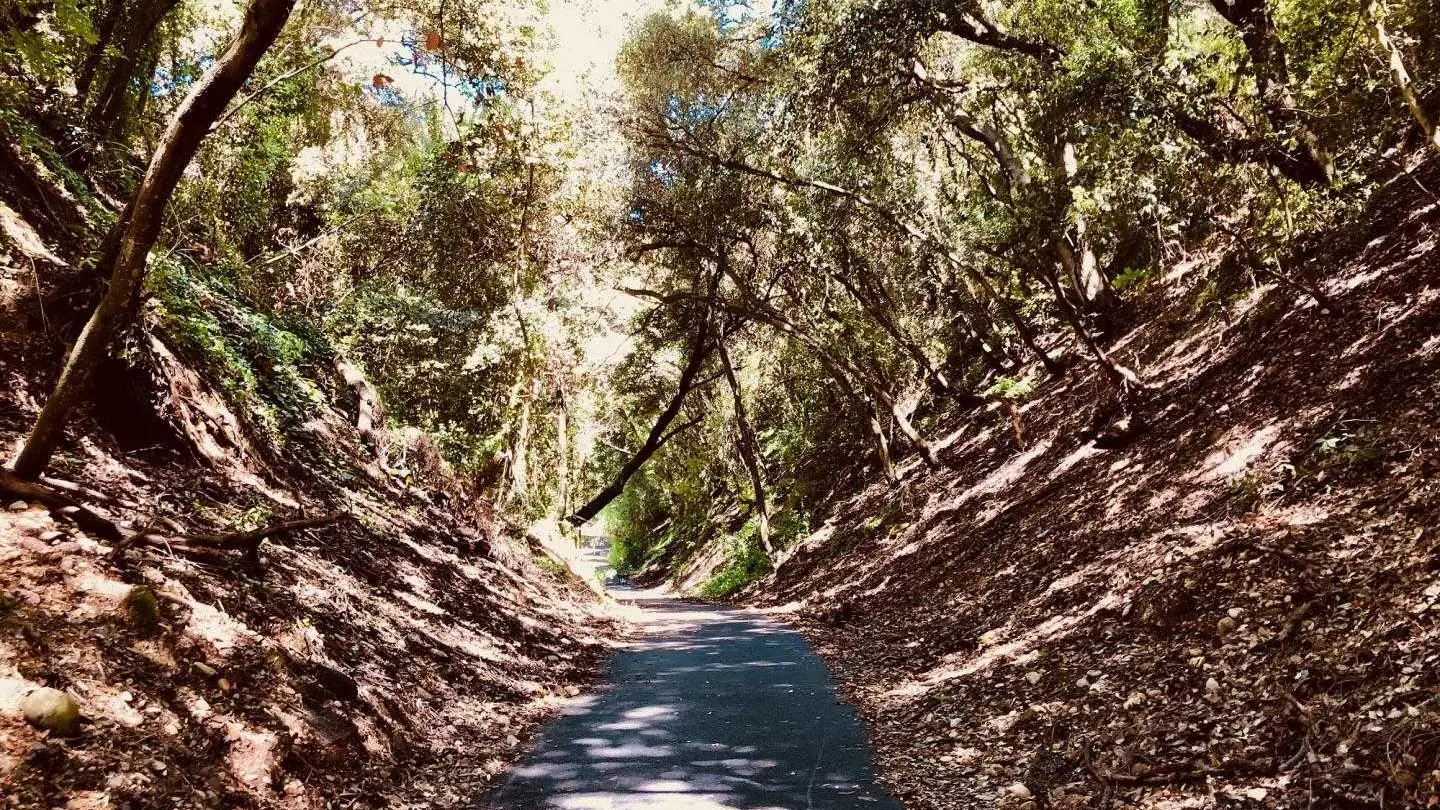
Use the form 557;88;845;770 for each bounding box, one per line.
1007;782;1034;799
8;500;27;511
1217;616;1237;635
1205;677;1221;693
1243;787;1267;800
20;687;82;736
39;530;64;542
1075;677;1089;689
192;661;217;678
119;691;134;703
1227;607;1243;619
148;759;167;773
217;678;233;692
1025;671;1041;685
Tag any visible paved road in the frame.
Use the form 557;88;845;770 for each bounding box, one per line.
481;569;902;810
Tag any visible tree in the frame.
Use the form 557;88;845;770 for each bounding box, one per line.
567;305;717;526
7;0;299;479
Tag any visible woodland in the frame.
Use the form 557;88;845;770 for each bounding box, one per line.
1;0;1439;807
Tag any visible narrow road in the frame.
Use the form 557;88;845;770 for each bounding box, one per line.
482;563;902;810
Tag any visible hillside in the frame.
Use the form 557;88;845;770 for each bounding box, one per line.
4;0;1440;808
755;159;1440;809
0;214;616;808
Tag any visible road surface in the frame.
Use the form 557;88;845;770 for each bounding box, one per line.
481;556;902;810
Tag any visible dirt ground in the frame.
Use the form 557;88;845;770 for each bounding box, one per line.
0;292;619;809
757;160;1440;809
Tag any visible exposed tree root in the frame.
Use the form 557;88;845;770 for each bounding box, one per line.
3;465;346;563
113;513;348;562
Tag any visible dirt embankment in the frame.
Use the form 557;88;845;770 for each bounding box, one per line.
758;161;1440;809
0;249;617;807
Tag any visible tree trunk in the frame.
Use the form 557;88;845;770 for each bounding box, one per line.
7;0;298;480
829;264;950;393
1037;261;1145;393
76;0;126;98
717;339;772;554
867;401;897;484
506;377;539;507
554;385;571;520
1367;0;1440;154
1208;0;1334;184
567;322;715;526
334;353;387;462
1056;142;1117;323
85;0;182;141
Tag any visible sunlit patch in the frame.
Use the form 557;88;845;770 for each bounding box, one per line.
886;587;1128;697
1050;442;1097;476
1193;422;1283;482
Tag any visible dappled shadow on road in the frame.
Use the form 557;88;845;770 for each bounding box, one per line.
480;589;901;809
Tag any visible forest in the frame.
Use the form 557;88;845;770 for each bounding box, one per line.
1;0;1438;808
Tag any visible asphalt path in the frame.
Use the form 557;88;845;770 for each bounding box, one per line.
480;556;902;810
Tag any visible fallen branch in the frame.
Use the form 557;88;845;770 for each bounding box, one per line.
0;468;123;541
38;475;142;509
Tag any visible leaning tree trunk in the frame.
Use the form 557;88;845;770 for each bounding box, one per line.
334;353;387;463
85;0;182;141
75;0;127;99
7;0;298;480
567;324;715;526
1367;0;1440;154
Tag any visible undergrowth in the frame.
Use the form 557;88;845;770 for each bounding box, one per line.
147;258;328;445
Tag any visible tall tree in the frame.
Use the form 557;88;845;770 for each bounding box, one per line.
7;0;299;479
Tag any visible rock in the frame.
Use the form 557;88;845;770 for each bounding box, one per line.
39;530;64;542
148;759;167;773
192;661;218;678
21;687;82;735
8;500;27;511
1217;616;1237;635
1025;671;1042;685
1205;677;1221;692
1007;782;1034;799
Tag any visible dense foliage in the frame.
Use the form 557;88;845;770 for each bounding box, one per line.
1;0;1437;588
599;0;1439;590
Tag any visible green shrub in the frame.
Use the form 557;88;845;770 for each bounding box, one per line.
698;520;773;599
983;375;1036;402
